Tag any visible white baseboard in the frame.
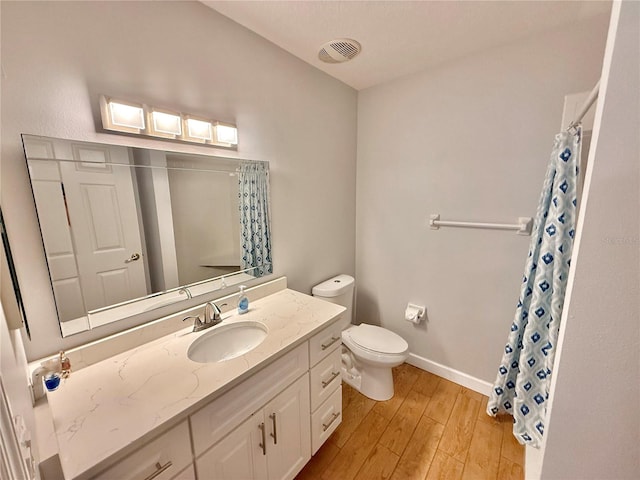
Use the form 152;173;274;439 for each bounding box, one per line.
406;353;492;397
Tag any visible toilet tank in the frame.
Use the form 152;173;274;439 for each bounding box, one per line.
311;274;355;323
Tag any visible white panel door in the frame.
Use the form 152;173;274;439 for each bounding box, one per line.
58;144;147;311
264;374;311;480
28;153;86;322
196;413;268;480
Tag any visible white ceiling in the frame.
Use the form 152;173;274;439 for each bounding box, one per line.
202;1;611;91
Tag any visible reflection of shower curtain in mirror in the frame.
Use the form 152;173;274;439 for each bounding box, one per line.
487;128;580;448
238;162;273;276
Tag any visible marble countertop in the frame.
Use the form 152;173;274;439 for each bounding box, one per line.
46;288;345;479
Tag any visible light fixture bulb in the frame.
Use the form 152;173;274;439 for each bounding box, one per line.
152;111;182;136
186;118;213;141
215;124;238;145
108;101;145;130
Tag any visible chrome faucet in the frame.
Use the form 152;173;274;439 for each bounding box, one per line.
204;301;224;325
183;301;227;332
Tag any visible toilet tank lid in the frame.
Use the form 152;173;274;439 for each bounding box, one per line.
312;274;354;297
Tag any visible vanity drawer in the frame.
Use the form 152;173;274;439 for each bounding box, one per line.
190;342;309;456
311;385;342;455
92;420;191;480
310;347;342;412
309;315;349;366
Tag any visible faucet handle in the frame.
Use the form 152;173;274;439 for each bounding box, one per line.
183;315;204;332
213;303;227;321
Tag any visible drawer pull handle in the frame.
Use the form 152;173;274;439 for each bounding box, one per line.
143;461;173;480
321;371;341;388
322;412;340;432
269;413;278;444
258;422;266;455
321;336;340;350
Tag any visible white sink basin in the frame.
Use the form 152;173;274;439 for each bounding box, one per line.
187;321;268;363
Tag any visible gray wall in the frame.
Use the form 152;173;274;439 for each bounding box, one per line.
1;1;357;359
355;15;610;383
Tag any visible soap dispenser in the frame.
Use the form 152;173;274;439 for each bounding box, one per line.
237;285;249;314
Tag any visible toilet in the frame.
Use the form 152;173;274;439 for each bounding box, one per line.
312;274;409;401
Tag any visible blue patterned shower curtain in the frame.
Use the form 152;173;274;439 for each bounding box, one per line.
487;128;581;447
238;162;273;277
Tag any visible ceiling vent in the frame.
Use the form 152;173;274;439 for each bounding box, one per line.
318;38;362;64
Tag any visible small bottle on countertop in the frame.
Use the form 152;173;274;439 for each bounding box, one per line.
237;285;249;314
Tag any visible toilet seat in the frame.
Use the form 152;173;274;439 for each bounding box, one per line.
346;324;408;354
342;324;409;366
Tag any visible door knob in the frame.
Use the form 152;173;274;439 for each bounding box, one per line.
125;253;141;263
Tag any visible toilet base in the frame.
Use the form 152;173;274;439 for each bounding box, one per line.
341;364;394;401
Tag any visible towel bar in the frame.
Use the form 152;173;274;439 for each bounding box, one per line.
429;214;532;236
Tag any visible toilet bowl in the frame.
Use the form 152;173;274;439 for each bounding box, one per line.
341;323;409;400
312;274;409;401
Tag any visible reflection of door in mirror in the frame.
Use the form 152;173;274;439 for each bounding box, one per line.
27;140;148;323
59;157;147;311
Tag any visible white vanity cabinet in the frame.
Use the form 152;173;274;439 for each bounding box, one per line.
190;343;311;480
46;287;348;480
195;374;310;480
190;317;347;479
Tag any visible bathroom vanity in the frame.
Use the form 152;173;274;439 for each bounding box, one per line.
43;281;347;480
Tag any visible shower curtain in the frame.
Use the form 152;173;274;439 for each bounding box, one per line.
238;162;273;277
487;128;581;448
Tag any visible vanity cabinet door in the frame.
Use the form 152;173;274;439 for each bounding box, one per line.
195;413;268;480
195;373;310;480
264;374;311;480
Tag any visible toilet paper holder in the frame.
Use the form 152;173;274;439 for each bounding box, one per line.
405;303;425;324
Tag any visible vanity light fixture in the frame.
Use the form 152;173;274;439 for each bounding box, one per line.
99;95;238;148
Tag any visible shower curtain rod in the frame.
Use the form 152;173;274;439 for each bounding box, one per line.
568;79;600;129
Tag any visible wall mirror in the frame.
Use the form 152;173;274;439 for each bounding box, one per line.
22;134;272;337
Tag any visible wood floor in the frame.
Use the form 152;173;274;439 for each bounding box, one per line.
296;363;524;480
